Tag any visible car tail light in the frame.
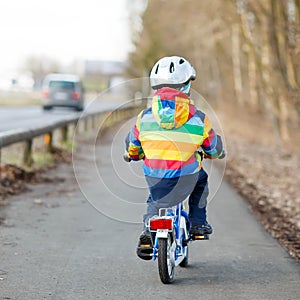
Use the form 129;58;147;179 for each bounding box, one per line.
150;219;173;230
72;91;80;100
43;90;49;98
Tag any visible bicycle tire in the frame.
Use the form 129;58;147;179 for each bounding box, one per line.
179;245;188;267
158;235;174;284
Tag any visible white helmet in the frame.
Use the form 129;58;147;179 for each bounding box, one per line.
150;56;196;90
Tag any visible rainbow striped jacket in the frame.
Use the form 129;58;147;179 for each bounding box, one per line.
126;87;223;178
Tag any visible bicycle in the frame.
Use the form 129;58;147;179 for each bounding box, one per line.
137;201;209;284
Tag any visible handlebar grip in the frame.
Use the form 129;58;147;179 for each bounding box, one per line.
197;150;204;161
123;153;131;162
218;150;226;159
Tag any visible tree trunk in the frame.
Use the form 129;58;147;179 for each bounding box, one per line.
232;24;243;104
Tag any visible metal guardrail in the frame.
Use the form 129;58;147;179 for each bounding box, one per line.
0;104;143;167
0;116;78;148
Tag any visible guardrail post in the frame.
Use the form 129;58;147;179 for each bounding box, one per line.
24;139;33;167
0;146;2;180
61;126;68;143
84;118;88;131
44;132;53;152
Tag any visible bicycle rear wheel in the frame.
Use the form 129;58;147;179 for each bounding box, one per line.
158;235;174;284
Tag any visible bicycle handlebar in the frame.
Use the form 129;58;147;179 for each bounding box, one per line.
124;150;226;163
198;150;226;160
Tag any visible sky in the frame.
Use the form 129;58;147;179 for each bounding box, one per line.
0;0;134;77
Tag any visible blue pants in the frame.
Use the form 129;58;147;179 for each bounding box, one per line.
144;168;209;226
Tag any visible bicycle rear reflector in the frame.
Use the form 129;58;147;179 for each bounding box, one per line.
150;219;173;230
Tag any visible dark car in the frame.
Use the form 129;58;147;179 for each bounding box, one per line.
41;73;84;111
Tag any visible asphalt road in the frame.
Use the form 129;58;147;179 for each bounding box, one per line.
0;122;299;300
0;100;121;132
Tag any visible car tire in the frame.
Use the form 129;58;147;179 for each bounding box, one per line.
43;106;52;111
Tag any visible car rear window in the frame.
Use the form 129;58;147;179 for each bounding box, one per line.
49;81;75;90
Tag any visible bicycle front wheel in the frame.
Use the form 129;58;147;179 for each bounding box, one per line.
179;245;188;267
158;235;175;284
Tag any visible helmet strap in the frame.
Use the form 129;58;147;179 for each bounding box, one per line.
179;81;191;95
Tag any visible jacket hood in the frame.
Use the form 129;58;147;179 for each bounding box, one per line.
152;87;196;129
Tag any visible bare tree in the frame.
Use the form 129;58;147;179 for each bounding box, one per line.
22;55;61;89
127;0;300;140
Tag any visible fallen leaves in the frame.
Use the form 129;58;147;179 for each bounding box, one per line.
0;146;70;204
225;138;300;261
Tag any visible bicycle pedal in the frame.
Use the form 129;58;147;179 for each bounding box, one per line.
183;239;189;247
140;244;151;248
136;246;153;261
191;234;209;240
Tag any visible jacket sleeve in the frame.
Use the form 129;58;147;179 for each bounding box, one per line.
201;114;224;159
125;111;145;161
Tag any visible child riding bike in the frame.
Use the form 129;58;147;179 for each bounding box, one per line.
124;56;225;260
